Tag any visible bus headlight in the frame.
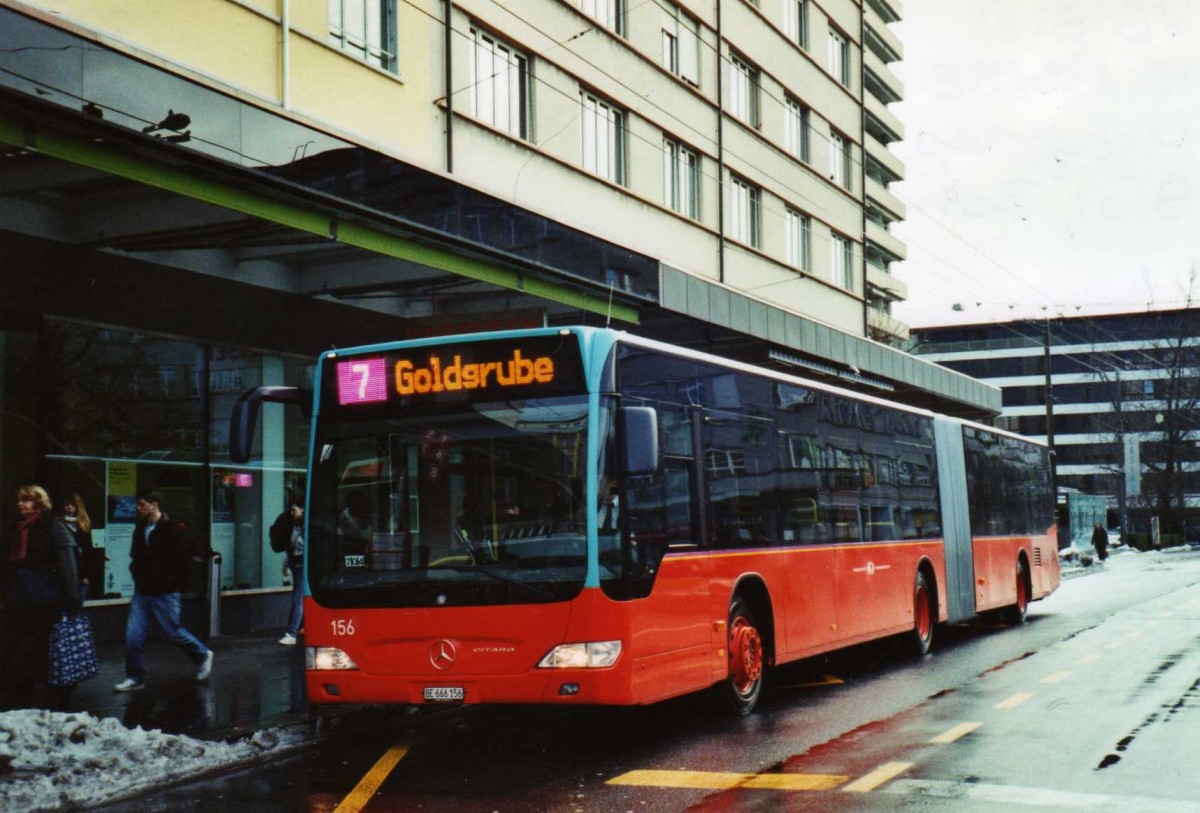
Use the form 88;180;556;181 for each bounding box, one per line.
306;647;359;671
537;641;622;669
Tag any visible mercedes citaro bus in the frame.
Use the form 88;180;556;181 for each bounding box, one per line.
230;327;1059;714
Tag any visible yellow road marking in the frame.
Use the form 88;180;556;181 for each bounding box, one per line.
1104;641;1122;650
777;674;846;690
745;773;850;791
334;743;410;813
929;722;982;744
994;692;1034;710
1125;629;1144;639
607;770;747;790
606;770;847;791
1076;654;1100;665
842;762;913;793
1041;671;1071;684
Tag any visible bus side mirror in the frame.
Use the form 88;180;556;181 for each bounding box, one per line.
229;386;311;464
620;406;659;475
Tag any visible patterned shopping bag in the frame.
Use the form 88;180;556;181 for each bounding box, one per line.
48;613;99;687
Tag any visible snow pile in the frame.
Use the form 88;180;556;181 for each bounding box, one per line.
0;710;305;812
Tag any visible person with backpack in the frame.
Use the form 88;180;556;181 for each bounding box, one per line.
270;498;304;645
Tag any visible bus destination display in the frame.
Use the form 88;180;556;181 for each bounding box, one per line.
327;334;585;411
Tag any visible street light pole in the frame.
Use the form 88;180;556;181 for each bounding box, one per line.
1043;317;1058;499
1116;369;1128;537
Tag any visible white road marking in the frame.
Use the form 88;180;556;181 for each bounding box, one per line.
842;762;913;793
929;722;982;744
994;692;1034;709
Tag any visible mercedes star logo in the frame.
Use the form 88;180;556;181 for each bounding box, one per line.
430;639;457;670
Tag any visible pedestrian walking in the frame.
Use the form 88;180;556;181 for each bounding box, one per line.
1;484;81;709
270;497;304;646
113;489;213;692
59;493;105;600
1092;522;1109;562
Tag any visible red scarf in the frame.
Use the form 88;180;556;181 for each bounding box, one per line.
10;511;42;562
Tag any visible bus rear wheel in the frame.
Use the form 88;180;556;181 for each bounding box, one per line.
717;597;764;715
1002;559;1030;625
906;570;935;656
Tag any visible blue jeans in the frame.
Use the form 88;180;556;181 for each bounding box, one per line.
286;563;304;637
124;592;209;681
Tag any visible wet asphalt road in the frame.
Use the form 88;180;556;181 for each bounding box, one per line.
98;548;1200;812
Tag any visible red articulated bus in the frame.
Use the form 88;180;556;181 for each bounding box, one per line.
231;327;1059;714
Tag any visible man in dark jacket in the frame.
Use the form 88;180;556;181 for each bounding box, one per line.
113;490;212;692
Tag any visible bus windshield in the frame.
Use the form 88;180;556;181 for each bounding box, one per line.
309;395;590;607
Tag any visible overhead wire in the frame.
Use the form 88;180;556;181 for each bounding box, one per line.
11;0;1192;382
416;0;1200;439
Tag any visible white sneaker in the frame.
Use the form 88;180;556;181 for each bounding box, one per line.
278;634;297;646
197;650;214;681
113;678;144;692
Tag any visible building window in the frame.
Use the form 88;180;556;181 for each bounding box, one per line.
664;138;700;219
581;91;626;184
730;177;761;247
582;0;624;36
784;97;810;162
786;209;811;270
470;28;529;139
706;448;747;475
828;27;850;85
328;0;397;72
830;130;851;189
728;54;760;127
831;232;853;290
785;0;808;50
661;7;700;86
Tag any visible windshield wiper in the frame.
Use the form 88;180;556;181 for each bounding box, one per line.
438;565;555;599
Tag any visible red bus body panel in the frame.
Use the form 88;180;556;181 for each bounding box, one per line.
302;536;1027;708
972;529;1060;613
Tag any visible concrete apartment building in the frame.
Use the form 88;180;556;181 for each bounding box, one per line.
0;0;994;632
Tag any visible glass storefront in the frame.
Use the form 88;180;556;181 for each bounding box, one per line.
5;318;311;601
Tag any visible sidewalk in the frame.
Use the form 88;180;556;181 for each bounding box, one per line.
69;631;310;742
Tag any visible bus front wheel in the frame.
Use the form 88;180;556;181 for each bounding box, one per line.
718;597;764;715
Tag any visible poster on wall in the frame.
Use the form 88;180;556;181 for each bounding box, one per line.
209;522;236;590
104;523;136;597
106;461;138;597
108;461;137;520
212;471;236;523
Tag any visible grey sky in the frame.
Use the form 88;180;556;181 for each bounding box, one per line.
891;0;1200;328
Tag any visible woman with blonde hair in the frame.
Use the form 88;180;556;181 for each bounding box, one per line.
1;484;81;709
60;492;105;600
